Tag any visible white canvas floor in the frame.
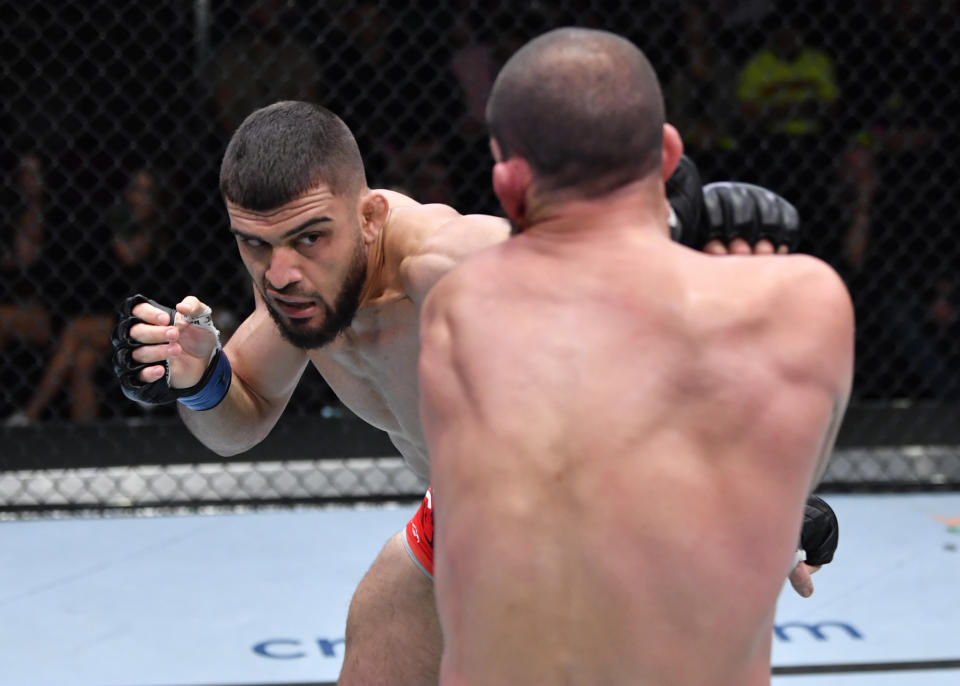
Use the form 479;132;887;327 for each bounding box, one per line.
2;493;958;686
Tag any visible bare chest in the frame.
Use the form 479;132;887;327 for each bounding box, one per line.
309;297;428;467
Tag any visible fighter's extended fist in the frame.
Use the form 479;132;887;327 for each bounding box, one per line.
111;293;224;405
667;156;801;252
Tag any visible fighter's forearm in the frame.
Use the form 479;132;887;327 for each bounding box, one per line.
177;367;289;456
173;297;310;456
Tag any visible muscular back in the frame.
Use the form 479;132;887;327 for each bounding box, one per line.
419;231;853;685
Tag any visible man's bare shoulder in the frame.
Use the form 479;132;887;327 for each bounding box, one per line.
682;250;853;382
380;194;460;256
756;254;854;387
691;251;850;315
396;210;510;305
373;188;421;209
769;254;853;331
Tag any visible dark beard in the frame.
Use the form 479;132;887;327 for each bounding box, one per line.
264;242;368;349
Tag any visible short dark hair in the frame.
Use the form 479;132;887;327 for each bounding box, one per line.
486;28;665;197
219;101;367;211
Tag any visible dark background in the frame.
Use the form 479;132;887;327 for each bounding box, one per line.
2;0;958;508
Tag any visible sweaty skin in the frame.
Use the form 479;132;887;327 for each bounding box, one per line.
419;189;853;685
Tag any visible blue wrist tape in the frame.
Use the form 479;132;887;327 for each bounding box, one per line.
178;349;232;411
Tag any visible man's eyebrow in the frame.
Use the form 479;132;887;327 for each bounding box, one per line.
230;216;334;241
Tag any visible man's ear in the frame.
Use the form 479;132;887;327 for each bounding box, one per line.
661;123;684;182
360;190;389;243
492;157;532;226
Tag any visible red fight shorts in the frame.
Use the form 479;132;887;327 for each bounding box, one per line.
403;486;434;579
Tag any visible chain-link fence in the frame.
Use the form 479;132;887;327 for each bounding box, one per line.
2;0;958;513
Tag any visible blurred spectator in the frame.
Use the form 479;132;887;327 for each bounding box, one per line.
327;2;462;177
1;152;56;415
736;16;838;141
712;0;776;34
6;167;178;424
829;1;959;399
1;153;52;348
440;3;550;213
206;0;323;140
385;139;456;207
840;0;954;268
324;0;404;174
834;142;876;276
436;9;500;213
448;10;499;139
833;141;958;400
735;11;840;251
664;3;743;181
841;0;953;158
926;274;960;393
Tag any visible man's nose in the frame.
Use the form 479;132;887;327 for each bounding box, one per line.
265;247;303;290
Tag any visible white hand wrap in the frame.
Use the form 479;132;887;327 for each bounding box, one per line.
183;306;221;348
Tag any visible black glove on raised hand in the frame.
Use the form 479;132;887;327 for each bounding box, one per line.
800;494;839;566
667;155;801;252
666;155;704;245
701;181;800;252
111;293;225;405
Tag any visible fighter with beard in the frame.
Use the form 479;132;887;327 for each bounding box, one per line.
110;100;830;685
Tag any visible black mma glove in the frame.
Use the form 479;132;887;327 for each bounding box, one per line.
666;155;704;245
667;155;801;252
112;293;227;406
799;495;839;566
701;182;800;252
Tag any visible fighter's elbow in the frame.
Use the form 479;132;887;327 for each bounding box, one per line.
206;437;257;458
200;425;270;458
179;403;275;458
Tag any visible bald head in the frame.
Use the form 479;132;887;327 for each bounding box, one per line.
486;28;665;198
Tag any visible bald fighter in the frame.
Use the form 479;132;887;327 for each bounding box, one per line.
111;100;832;685
418;28;853;685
